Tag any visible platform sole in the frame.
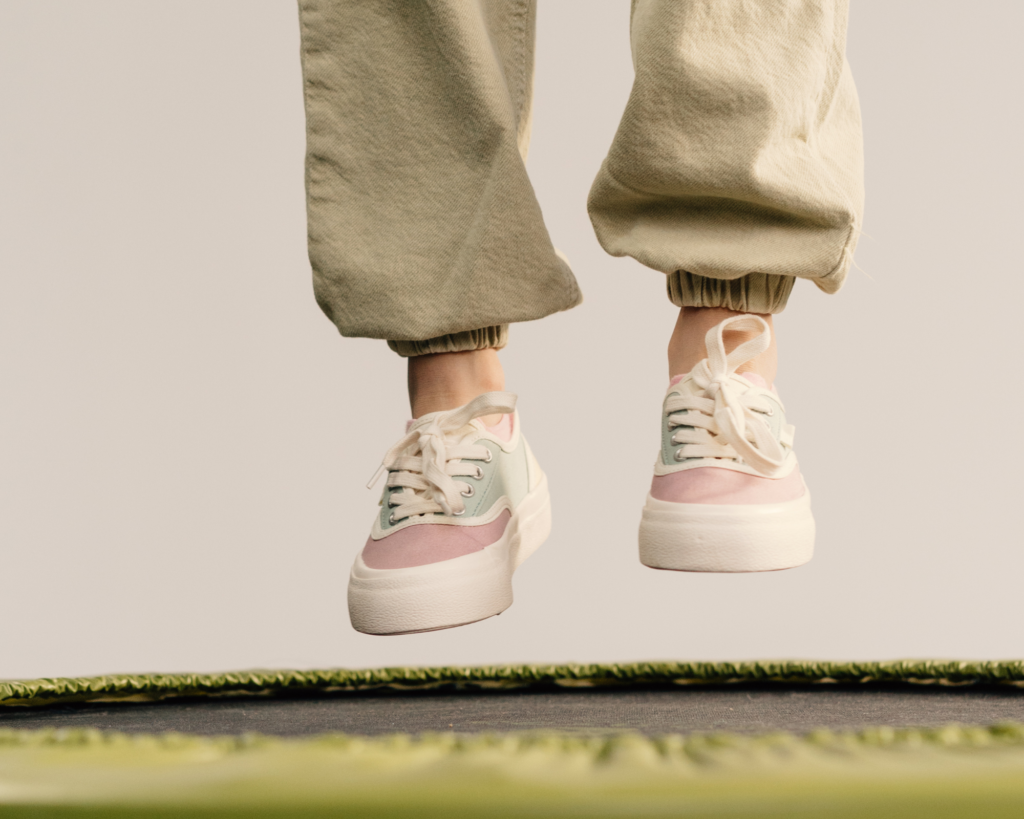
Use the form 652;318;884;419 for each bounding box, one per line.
348;474;552;635
638;491;815;572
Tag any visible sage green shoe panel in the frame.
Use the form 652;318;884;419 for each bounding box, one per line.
760;393;786;441
378;419;532;531
459;437;531;519
659;375;791;471
660;388;683;467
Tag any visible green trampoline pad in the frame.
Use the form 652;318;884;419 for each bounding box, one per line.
1;660;1023;818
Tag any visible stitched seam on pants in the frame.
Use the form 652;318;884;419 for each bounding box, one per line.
514;0;528;118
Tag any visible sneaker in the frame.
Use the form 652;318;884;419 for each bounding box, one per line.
348;392;551;635
638;315;815;572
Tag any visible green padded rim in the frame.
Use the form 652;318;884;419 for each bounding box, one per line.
3;723;1024;817
3;661;1024;816
3;659;1024;708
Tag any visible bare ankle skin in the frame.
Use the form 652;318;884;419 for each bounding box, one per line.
667;306;778;386
407;348;506;425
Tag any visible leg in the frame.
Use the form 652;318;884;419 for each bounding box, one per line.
297;0;563;633
594;1;864;572
668;307;776;386
408;348;506;422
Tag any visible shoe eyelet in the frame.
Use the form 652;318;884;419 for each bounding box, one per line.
674;449;685;462
483;450;493;463
388;512;396;524
461;485;475;498
474;466;484;479
453;508;465;517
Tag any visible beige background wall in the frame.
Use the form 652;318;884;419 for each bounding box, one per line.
1;1;1022;679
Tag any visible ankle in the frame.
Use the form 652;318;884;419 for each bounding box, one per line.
667;307;778;386
408;348;506;420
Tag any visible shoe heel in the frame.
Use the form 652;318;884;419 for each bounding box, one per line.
510;473;552;570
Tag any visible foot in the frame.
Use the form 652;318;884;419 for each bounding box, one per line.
638;315;814;572
348;392;551;635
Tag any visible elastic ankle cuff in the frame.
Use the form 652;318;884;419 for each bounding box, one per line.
668;272;795;314
387;325;509;358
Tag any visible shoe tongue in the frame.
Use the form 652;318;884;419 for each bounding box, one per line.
405;414;478;440
668;370;767;395
484;413;513;442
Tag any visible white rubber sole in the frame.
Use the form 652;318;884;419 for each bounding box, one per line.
638;491;815;573
348;473;552;635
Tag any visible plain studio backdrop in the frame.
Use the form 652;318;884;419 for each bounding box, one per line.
1;1;1021;680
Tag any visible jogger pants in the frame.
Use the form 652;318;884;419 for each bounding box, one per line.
297;1;864;357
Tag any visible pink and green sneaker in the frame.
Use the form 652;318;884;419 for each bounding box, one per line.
349;392;551;634
639;316;815;572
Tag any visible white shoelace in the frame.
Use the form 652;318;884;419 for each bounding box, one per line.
667;315;793;477
367;392;517;522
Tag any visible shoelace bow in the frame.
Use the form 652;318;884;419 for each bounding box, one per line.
367;392;517;522
667;315;794;476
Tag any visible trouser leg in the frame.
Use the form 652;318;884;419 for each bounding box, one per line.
297;0;581;356
588;0;864;314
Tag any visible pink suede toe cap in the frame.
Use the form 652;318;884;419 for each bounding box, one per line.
651;466;805;505
362;511;511;570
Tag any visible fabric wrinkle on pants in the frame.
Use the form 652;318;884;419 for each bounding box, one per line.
297;0;864;356
298;0;580;357
590;0;864;314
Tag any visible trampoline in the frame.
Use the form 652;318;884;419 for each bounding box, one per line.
2;660;1024;817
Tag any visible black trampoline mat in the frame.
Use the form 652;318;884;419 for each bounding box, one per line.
3;685;1024;737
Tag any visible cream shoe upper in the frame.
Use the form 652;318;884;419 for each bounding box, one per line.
362;392;539;569
653;316;806;504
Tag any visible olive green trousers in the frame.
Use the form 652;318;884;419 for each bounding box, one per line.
298;1;864;357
